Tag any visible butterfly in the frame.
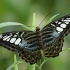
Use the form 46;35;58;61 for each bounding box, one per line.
0;14;70;64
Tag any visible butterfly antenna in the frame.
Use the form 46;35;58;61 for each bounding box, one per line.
39;11;51;26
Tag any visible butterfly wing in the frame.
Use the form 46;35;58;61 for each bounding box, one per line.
0;31;42;64
41;14;70;57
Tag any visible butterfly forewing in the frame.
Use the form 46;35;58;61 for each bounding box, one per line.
0;31;42;64
41;14;70;57
0;32;21;51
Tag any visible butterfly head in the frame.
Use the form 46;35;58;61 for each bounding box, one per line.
36;27;40;31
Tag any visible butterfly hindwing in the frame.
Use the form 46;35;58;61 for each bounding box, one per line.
41;14;70;57
0;31;42;64
18;31;42;64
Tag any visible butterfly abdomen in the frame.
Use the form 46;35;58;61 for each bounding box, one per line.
36;27;43;49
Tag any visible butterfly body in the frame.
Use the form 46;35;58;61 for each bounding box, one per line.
0;14;70;64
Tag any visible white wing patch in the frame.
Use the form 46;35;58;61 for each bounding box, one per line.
60;24;66;28
51;24;55;27
56;27;63;32
63;19;70;22
20;32;24;37
0;32;24;45
10;38;16;43
0;34;3;39
53;17;70;33
15;38;21;45
58;22;61;24
6;38;10;41
55;21;58;23
3;35;12;41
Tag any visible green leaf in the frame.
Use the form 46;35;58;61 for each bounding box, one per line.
6;60;24;70
47;14;60;24
0;22;32;30
61;48;70;52
32;13;35;30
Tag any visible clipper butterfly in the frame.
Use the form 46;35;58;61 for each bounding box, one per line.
0;14;70;64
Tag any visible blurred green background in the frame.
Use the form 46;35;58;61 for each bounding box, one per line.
0;0;70;70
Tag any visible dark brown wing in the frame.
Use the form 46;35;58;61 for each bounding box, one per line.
41;14;70;57
0;31;42;64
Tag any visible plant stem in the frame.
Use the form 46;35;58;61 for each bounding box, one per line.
36;59;41;70
29;13;36;70
14;54;18;70
37;67;41;70
29;64;35;70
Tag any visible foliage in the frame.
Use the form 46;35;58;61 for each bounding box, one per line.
0;0;70;70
